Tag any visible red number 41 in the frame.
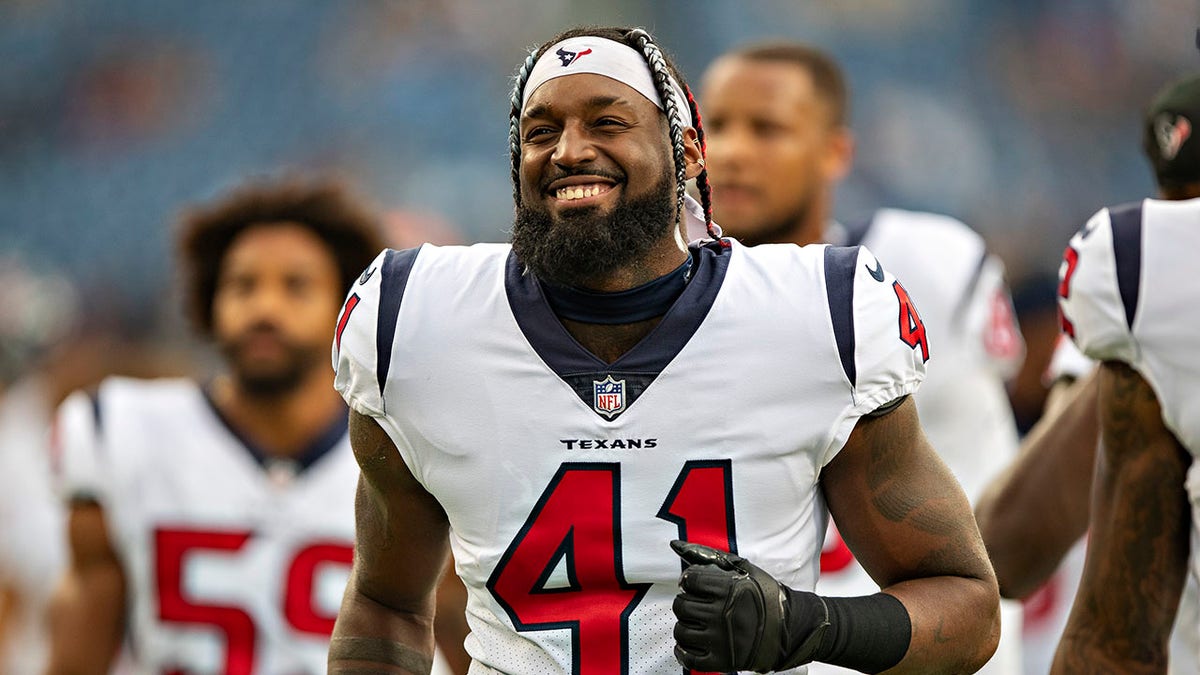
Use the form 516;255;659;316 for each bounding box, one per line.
487;461;735;675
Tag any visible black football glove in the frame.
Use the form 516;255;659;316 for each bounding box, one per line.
670;540;831;673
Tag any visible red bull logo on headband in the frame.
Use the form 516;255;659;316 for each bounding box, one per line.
556;47;592;67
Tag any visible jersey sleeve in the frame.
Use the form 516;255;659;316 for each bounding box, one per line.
825;244;929;415
1044;334;1096;385
332;247;422;419
53;389;109;504
1057;203;1142;365
962;254;1025;380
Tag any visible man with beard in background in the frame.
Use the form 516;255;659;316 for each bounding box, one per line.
46;179;464;674
328;25;999;675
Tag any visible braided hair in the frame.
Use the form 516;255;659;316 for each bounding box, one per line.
508;26;717;239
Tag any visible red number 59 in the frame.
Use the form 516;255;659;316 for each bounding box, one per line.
154;528;353;675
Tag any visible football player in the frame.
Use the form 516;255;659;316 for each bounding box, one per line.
328;25;1000;675
978;72;1200;673
699;42;1025;674
46;180;463;674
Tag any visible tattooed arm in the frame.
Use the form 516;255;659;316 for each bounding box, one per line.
821;396;1001;674
329;410;452;675
1050;362;1191;674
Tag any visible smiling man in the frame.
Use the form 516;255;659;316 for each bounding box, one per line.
330;26;1000;675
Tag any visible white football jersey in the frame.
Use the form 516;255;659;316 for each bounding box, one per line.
1059;197;1200;671
815;209;1025;674
334;239;928;675
55;377;357;675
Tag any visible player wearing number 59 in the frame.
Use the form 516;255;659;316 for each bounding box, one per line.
46;180;389;674
329;25;999;675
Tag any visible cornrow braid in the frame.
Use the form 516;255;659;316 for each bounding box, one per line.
509;48;538;207
627;28;688;224
683;84;717;239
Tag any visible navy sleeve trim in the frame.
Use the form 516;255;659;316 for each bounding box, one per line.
824;245;859;387
376;247;422;396
951;247;990;328
1108;202;1144;330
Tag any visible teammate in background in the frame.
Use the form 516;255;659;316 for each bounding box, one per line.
329;25;999;675
0;263;196;675
45;180;462;674
699;42;1025;674
978;73;1200;673
0;262;76;675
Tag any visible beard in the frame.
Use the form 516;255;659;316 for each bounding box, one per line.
217;324;323;398
511;170;677;288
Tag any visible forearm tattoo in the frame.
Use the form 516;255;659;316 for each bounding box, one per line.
328;637;434;675
1057;362;1190;670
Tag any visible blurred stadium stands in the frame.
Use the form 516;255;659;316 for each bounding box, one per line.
1;0;1196;332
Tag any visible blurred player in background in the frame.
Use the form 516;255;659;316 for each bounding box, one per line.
0;261;192;674
0;261;76;675
978;72;1200;674
1047;71;1200;671
699;42;1025;674
44;179;465;674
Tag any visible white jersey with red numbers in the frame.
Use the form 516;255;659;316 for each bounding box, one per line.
334;238;929;675
55;377;357;675
1059;197;1200;672
815;209;1025;675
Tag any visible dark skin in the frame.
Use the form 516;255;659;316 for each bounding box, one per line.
1051;362;1191;673
975;370;1100;598
331;73;999;674
975;185;1200;602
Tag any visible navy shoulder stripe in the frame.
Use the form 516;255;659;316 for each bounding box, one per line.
951;248;990;327
87;390;103;433
824;245;859;387
376;247;421;396
1108;202;1143;329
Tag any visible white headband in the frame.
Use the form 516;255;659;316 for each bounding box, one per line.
521;36;692;129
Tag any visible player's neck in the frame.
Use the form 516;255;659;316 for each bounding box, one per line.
210;371;345;459
790;216;827;247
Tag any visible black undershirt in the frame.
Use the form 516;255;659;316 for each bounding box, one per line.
539;254;693;325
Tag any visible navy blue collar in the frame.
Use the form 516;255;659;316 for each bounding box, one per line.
202;387;348;474
505;240;731;376
539;256;693;325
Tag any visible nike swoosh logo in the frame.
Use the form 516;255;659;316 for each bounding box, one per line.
358;267;377;285
865;259;884;282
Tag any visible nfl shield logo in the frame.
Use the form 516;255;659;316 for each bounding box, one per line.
593;375;626;418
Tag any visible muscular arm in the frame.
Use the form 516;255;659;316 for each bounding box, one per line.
975;370;1100;598
1051;362;1190;674
433;556;472;675
44;502;126;675
821;397;1000;674
329;410;451;675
